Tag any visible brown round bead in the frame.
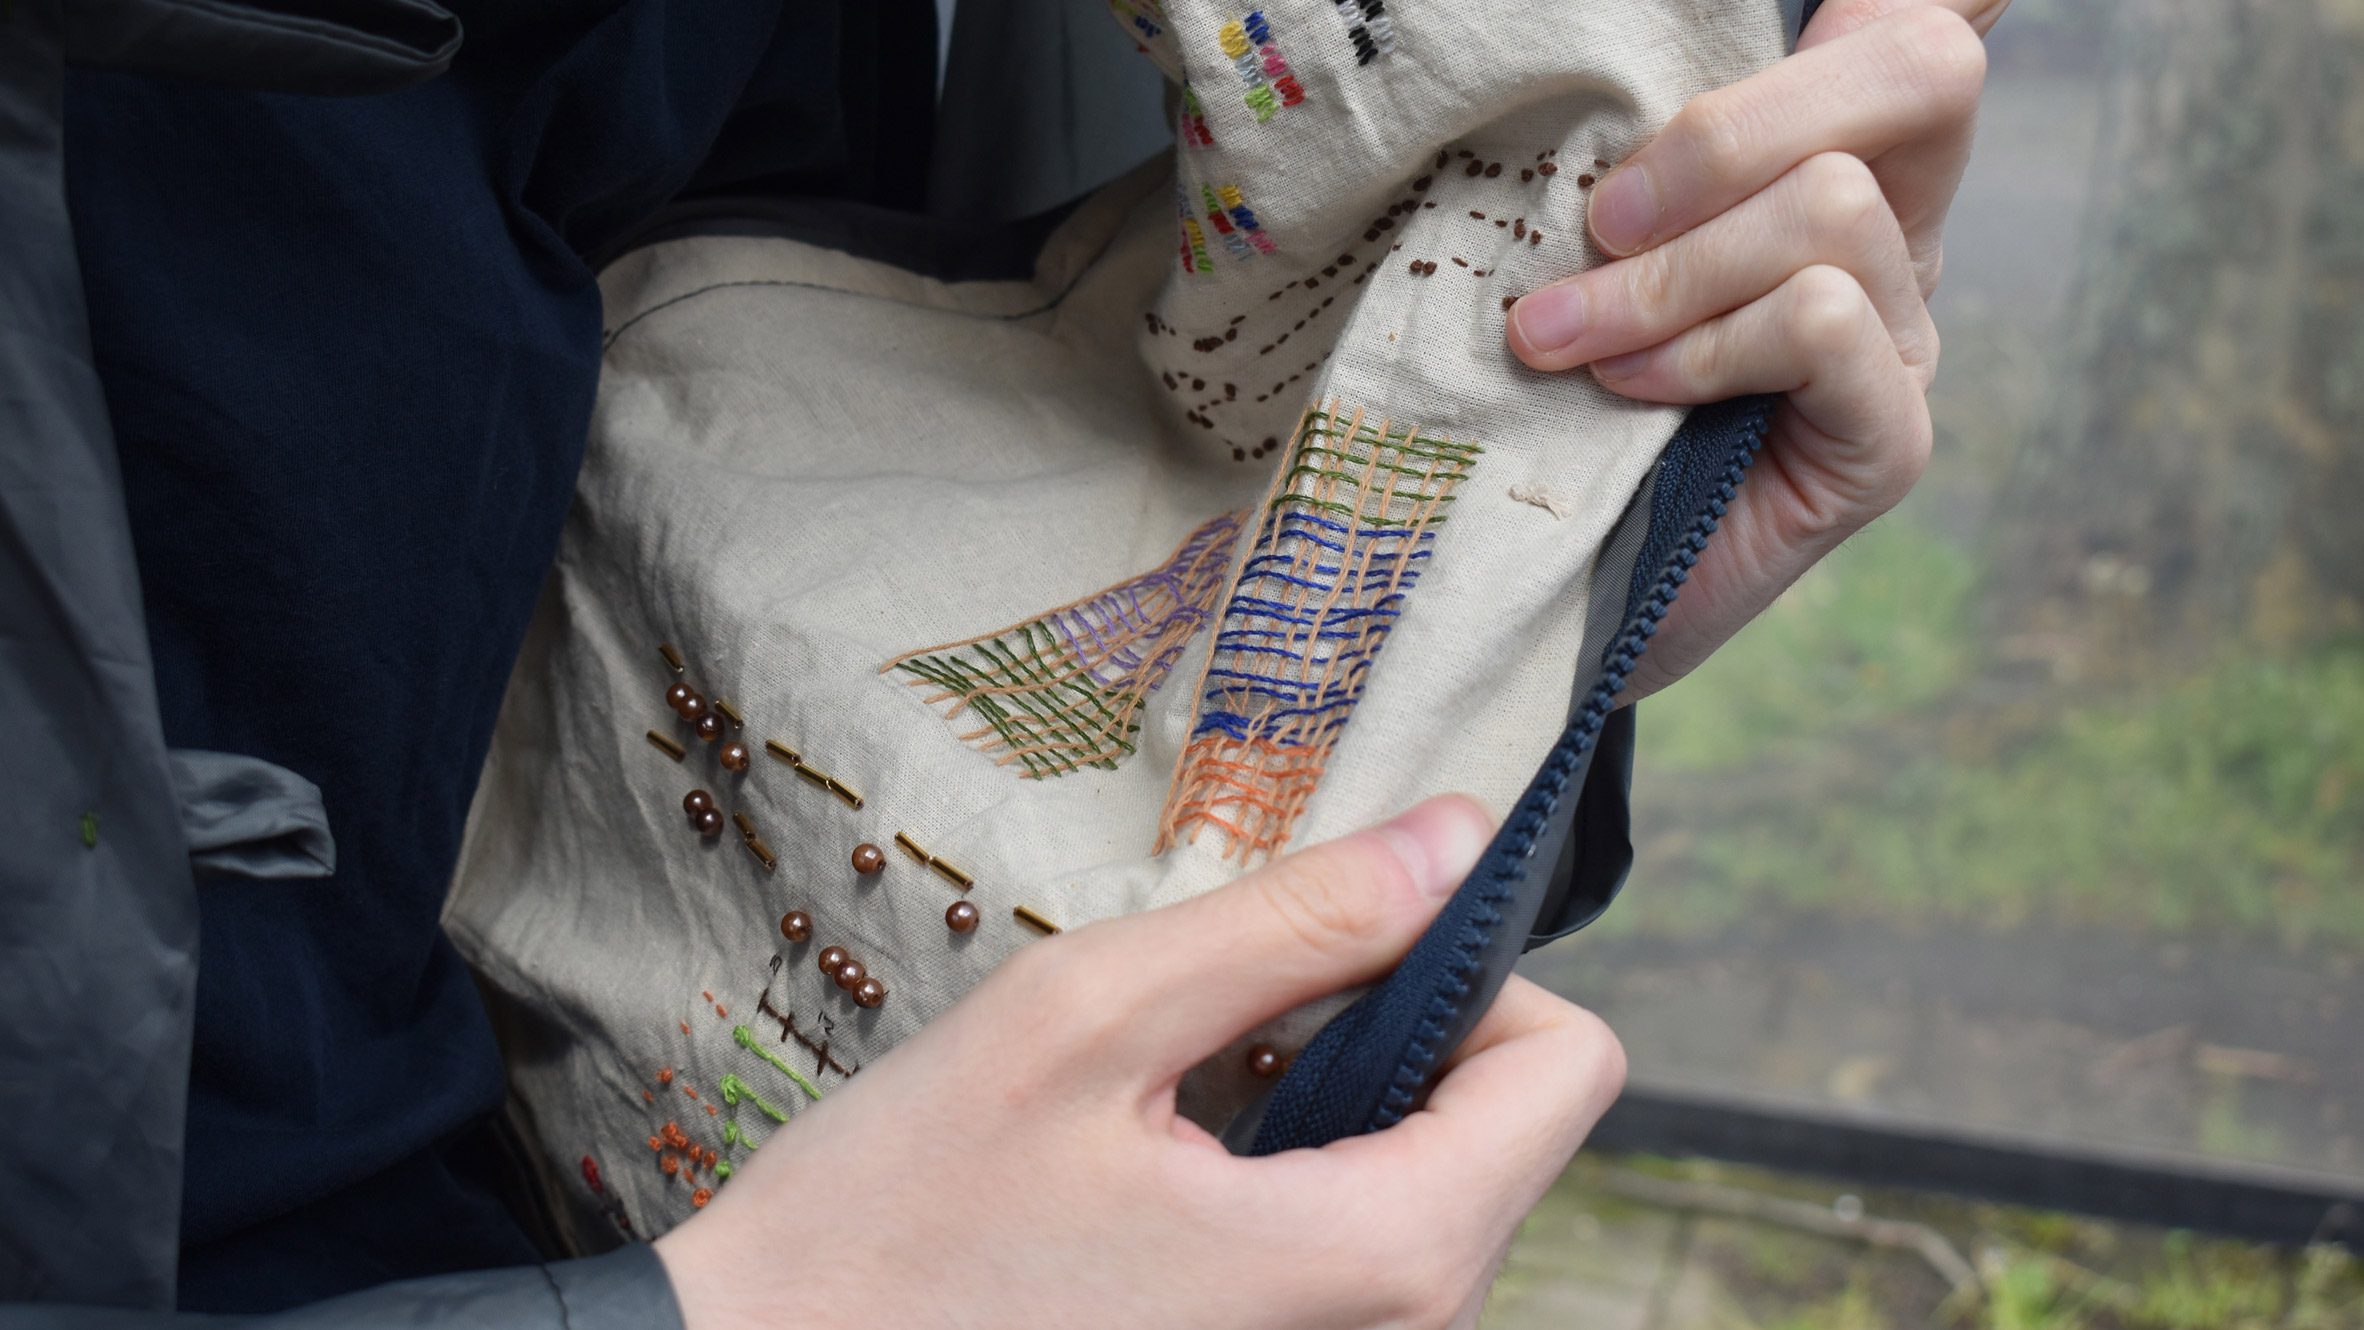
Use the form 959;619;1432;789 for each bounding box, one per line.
945;900;980;934
694;714;725;743
718;741;750;772
852;977;886;1010
682;789;714;817
693;808;725;838
850;842;885;875
1245;1044;1284;1078
665;682;696;713
673;688;707;722
817;945;850;977
833;959;867;992
779;910;812;943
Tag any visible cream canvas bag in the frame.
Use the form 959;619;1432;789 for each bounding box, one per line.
447;0;1792;1246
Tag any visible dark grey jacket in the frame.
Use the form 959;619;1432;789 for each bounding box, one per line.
0;1;675;1323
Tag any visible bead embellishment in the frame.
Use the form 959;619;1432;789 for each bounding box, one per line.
647;730;687;761
1013;905;1063;936
946;900;980;934
892;831;976;891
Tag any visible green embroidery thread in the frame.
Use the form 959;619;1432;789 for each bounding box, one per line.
883;511;1247;779
80;812;98;849
733;1024;823;1101
717;1072;789;1123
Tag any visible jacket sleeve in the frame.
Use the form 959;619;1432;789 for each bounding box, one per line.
0;1248;681;1330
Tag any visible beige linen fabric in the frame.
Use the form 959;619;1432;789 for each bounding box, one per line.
446;0;1784;1247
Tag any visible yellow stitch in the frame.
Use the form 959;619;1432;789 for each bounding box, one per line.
647;730;686;761
1218;184;1245;209
712;697;744;728
764;739;801;765
1012;905;1061;936
659;642;685;674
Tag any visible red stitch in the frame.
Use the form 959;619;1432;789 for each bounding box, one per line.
658;1067;674;1084
581;1155;604;1194
691;1188;713;1209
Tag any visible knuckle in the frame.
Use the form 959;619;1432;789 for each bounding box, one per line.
1558;1004;1630;1097
1794;152;1887;244
1253;847;1394;959
1622;246;1681;323
1377;1252;1463;1328
1890;6;1987;109
1916;244;1947;299
1674;91;1755;185
1784;265;1873;361
996;938;1126;1049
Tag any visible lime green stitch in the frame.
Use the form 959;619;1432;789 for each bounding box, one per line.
733;1024;824;1101
80;813;98;849
714;1160;734;1179
717;1072;788;1123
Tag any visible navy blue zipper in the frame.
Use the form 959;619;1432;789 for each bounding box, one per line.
1239;393;1774;1151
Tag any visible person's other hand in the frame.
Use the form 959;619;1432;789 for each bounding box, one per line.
1509;0;2007;700
655;795;1625;1330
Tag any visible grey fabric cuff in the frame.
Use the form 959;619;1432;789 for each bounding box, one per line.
63;0;462;96
169;749;335;881
0;1246;681;1328
542;1246;685;1330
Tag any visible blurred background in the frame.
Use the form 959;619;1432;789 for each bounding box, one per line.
1503;0;2364;1324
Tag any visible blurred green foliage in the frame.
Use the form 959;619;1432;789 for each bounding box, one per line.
1624;519;2364;950
1487;1157;2364;1329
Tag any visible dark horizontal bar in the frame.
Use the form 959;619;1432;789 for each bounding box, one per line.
1590;1082;2364;1249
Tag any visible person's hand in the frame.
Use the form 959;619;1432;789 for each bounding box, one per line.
1508;0;2008;700
655;795;1625;1329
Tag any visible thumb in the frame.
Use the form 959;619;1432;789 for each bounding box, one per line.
1081;794;1495;1077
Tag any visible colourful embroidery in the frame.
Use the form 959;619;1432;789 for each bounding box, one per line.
1155;404;1481;863
1330;0;1395;62
733;1024;824;1102
1178;84;1215;148
1107;0;1166;43
884;513;1247;778
1178;184;1217;275
1217;11;1306;121
1200;183;1276;261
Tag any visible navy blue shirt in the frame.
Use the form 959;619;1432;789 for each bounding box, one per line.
64;0;932;1309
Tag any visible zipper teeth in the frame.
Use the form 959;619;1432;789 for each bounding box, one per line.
1366;407;1771;1130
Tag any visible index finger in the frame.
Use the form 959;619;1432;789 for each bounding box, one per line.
1586;3;1988;258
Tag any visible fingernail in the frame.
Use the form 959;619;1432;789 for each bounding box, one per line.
1588;164;1658;256
1376;796;1495;900
1511;285;1586;355
1591;348;1649;383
